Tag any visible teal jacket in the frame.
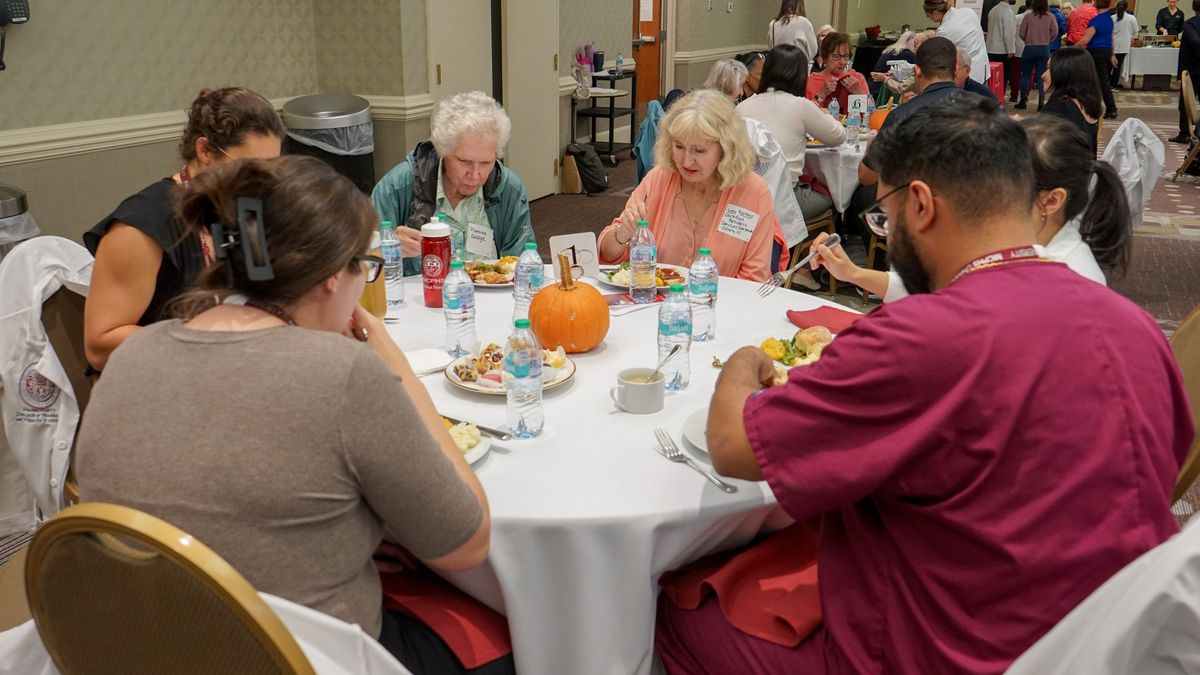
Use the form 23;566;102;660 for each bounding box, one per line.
370;140;534;276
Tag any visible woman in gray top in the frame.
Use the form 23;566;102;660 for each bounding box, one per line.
77;155;509;674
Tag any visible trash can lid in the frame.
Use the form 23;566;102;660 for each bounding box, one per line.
0;184;28;219
282;93;372;130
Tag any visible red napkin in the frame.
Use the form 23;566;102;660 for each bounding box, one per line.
787;306;861;334
659;521;822;647
380;569;512;669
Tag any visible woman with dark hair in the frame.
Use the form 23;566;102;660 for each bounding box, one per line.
77;155;509;675
734;51;766;101
1112;0;1139;88
1075;0;1119;119
805;32;869;111
768;0;818;60
809;108;1129;298
1018;0;1060;109
83;87;284;370
738;44;845;220
1041;46;1104;152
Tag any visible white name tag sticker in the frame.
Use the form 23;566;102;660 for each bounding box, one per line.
465;222;496;258
716;205;760;243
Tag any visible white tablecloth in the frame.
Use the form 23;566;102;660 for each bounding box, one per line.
805;144;867;213
385;270;846;675
1127;47;1179;76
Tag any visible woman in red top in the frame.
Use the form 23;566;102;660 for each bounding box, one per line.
805;33;869;111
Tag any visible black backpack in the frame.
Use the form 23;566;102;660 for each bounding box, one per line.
566;143;608;195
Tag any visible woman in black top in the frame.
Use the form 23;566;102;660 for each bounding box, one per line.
1158;0;1187;34
83;87;283;370
1040;47;1104;154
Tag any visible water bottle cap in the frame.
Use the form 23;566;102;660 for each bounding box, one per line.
450;260;464;269
380;220;395;230
524;242;538;250
421;222;451;238
514;319;531;329
669;284;685;293
698;248;711;255
636;220;649;227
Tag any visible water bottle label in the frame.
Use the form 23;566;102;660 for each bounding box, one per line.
659;320;692;336
444;294;461;310
529;267;544;290
631;244;656;262
689;280;718;295
505;349;534;379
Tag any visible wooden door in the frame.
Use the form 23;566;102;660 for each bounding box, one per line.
633;0;662;107
502;0;560;199
429;0;493;102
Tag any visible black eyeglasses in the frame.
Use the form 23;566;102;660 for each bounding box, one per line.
857;182;912;237
353;254;385;283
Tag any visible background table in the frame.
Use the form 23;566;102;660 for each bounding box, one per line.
385;270;848;675
1127;47;1179;89
805;143;867;213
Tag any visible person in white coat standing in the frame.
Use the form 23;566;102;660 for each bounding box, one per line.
768;0;819;61
926;0;992;83
987;0;1020;100
1111;0;1139;88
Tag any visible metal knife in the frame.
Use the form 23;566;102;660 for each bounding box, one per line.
442;415;513;441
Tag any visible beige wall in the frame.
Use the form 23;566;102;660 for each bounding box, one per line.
560;0;632;76
313;1;405;94
677;1;776;52
0;0;318;131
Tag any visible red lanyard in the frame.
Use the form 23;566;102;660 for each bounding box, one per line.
951;246;1042;283
178;164;213;267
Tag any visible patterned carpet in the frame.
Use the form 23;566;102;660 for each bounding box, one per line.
530;87;1200;333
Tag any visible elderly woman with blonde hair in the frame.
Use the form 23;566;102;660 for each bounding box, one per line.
704;58;750;100
599;89;779;281
371;90;533;275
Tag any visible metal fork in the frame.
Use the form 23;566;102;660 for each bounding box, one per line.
654;428;738;493
756;234;841;298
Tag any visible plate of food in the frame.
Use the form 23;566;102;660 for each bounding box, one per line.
445;343;576;396
596;263;687;290
465;256;519;287
682;408;709;455
443;418;491;465
759;325;835;382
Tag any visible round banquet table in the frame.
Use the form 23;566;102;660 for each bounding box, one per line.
805;142;867;214
384;270;851;675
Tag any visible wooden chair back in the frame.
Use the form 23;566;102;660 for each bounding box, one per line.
1170;305;1200;513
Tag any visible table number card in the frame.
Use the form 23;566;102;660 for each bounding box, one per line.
846;95;871;118
716;205;760;243
550;233;600;280
466;222;497;258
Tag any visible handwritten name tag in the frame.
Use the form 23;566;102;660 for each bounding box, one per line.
716;205;760;243
466;222;497;258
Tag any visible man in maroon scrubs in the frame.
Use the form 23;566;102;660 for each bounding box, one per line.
656;94;1193;674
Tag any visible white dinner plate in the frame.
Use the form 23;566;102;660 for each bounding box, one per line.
682;408;709;455
466;260;515;288
463;436;491;465
595;264;688;291
445;354;577;396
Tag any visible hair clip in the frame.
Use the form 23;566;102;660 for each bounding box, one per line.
236;196;275;282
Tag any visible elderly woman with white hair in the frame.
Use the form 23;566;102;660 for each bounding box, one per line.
371;91;533;275
704;58;750;100
598;89;780;281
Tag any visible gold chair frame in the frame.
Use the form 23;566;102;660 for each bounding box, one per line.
1175;71;1200;183
1172;305;1200;505
25;503;316;675
784;210;838;295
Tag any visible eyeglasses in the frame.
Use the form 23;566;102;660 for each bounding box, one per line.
830;52;851;62
353;254;385;283
857;182;912;237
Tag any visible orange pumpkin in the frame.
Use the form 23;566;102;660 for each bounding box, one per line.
869;102;893;132
529;254;610;353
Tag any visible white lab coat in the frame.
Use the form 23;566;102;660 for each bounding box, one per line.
0;237;92;537
1113;12;1139;54
744;117;808;248
1101;117;1166;230
939;5;991;83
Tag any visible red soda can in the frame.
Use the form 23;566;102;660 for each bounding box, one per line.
421;221;452;307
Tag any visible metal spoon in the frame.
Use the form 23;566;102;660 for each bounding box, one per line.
650;345;682;382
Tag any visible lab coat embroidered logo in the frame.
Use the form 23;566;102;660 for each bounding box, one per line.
19;364;59;410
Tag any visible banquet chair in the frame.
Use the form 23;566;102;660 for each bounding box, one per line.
861;234;889;303
784;210;837;295
1170;305;1200;526
24;502;317;675
1174;72;1199;183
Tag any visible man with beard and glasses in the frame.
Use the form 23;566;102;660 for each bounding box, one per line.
653;95;1192;675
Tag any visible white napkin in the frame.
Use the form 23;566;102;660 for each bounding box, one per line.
406;348;454;376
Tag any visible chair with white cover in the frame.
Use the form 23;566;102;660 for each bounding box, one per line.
1100;117;1165;229
1006;515;1200;674
1174;71;1200;183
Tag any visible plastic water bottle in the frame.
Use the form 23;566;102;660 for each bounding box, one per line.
629;221;658;304
512;242;544;322
442;260;479;358
615;53;624;75
828;98;840;119
688;248;719;342
379;221;405;317
505;319;544;438
846;112;860;144
865;98;876;127
657;284;692;391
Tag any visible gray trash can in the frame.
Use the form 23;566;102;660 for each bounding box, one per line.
282;93;376;194
0;183;40;263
